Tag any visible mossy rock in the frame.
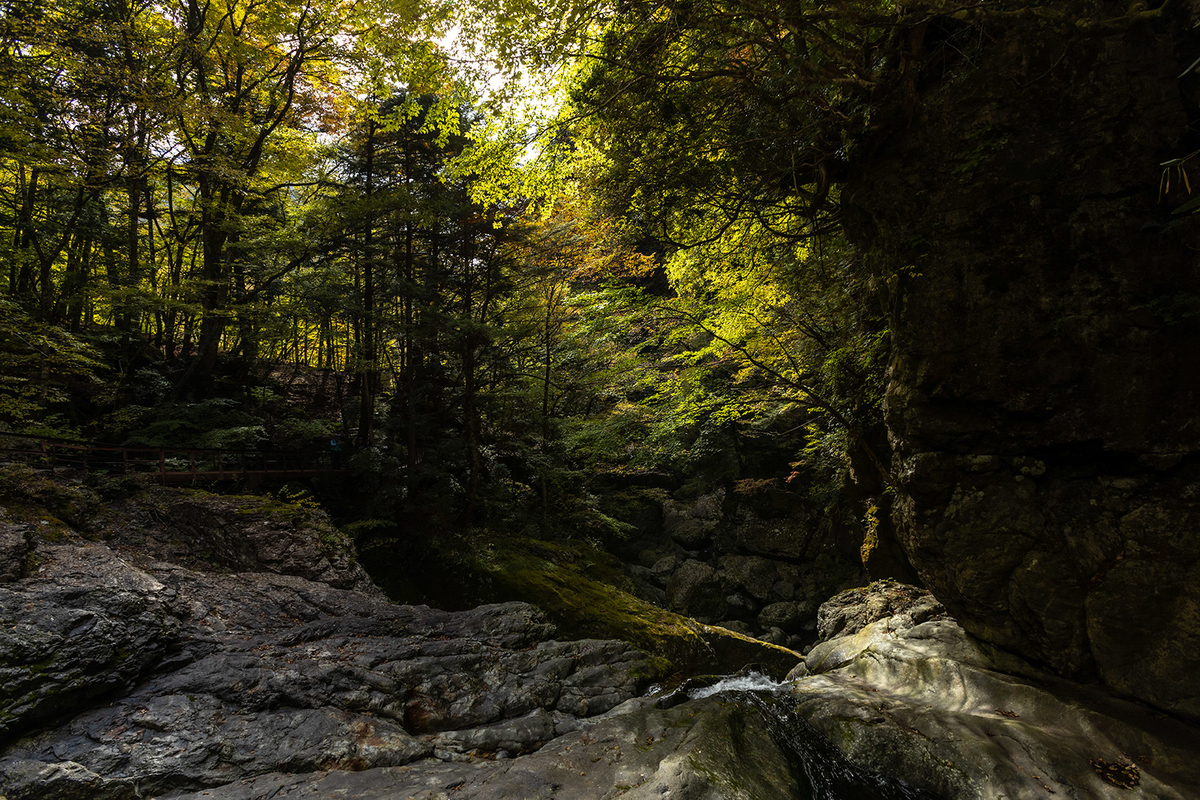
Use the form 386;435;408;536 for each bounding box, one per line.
479;536;801;679
0;464;100;531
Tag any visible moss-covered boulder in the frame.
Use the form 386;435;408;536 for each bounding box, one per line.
475;536;802;679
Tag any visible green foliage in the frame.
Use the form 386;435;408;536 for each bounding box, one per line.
522;209;891;498
0;297;103;432
83;470;149;502
0;0;916;560
271;417;335;448
275;484;323;510
111;399;267;450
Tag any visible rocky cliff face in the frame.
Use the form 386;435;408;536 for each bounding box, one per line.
606;482;863;650
846;9;1200;718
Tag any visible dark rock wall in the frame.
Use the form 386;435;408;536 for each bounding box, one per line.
610;484;863;649
845;10;1200;717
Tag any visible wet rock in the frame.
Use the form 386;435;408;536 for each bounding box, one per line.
432;708;558;756
164;696;804;800
790;583;1200;799
0;759;120;800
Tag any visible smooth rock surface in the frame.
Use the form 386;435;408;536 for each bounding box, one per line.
790;583;1200;799
163;695;804;800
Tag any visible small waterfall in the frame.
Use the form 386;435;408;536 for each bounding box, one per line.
691;675;944;800
687;671;787;699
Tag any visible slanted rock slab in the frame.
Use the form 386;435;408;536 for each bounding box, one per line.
164;695;804;800
790;583;1200;799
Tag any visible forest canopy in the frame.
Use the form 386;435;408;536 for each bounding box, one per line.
0;0;1181;534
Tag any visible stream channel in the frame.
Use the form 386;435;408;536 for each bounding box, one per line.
690;675;943;800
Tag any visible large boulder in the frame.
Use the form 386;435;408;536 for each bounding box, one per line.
846;8;1200;715
662;490;724;549
103;487;381;595
815;580;947;641
665;558;725;620
0;544;179;739
789;583;1200;799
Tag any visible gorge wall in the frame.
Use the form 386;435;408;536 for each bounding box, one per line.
845;7;1200;718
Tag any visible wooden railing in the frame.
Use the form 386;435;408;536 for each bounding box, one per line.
0;431;346;485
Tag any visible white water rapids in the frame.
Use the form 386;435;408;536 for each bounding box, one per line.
686;671;788;700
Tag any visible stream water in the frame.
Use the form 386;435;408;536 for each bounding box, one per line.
690;674;945;800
